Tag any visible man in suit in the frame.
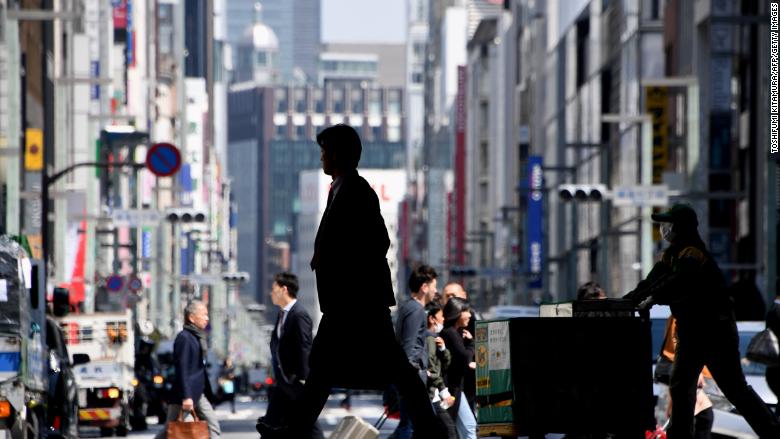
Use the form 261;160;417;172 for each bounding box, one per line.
258;272;323;438
256;124;445;438
393;264;439;439
155;301;221;439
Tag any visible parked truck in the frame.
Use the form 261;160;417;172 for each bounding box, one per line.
0;238;48;439
58;310;134;437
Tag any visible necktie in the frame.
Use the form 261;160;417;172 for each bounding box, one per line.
277;310;287;338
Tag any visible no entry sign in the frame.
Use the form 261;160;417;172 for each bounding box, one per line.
145;142;182;177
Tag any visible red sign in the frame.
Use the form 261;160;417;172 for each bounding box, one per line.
454;66;467;265
113;0;127;30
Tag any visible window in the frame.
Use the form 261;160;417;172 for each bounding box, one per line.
350;89;364;113
387;90;401;115
295;124;306;139
275;88;288;113
312;125;322;140
331;87;345;113
368;90;382;116
313;89;324;113
372;125;383;141
576;16;590;88
275;124;287;139
256;51;268;67
294;88;307;113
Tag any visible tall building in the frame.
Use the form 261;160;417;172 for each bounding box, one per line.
227;0;322;83
228;83;406;315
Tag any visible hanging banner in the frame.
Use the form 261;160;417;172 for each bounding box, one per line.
527;156;543;289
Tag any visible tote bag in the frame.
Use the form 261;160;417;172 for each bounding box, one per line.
166;410;209;439
746;328;780;365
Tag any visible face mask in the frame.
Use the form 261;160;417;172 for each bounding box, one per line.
433;323;443;333
660;222;675;243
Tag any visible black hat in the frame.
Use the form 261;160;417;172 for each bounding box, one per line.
651;203;698;227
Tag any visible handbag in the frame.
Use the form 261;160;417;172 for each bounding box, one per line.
746;328;780;365
166;409;209;439
653;355;673;385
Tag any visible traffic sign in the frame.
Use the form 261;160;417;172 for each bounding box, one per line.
145;142;182;177
128;277;143;292
106;275;124;292
111;209;162;226
612;185;669;207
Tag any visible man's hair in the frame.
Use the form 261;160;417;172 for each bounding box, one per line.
274;272;299;298
184;300;206;322
316;124;362;170
577;281;604;300
425;301;443;320
408;264;438;294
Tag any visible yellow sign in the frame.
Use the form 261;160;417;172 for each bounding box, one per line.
24;128;43;171
645;87;669;242
645;87;669;185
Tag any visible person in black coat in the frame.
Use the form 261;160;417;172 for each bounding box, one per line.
440;297;477;439
766;291;780;414
259;272;323;438
256;124;445;439
155;301;221;439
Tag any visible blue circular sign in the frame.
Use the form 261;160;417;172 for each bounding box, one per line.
106;275;124;292
145;142;182;177
128;277;143;292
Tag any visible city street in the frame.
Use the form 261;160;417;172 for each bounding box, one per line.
82;394;398;439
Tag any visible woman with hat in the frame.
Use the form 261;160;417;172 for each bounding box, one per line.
624;203;780;438
440;297;477;439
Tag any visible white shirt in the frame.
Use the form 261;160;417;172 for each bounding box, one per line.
330;176;345;201
277;299;297;338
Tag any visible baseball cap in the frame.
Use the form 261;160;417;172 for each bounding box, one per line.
651;203;698;227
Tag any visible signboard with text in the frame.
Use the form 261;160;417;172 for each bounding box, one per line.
526;156;543;289
612;185;669;207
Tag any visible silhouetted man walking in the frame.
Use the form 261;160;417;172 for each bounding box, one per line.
256;124;444;438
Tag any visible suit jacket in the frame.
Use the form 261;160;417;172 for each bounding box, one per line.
170;329;211;403
311;171;395;314
767;300;780;339
270;301;314;385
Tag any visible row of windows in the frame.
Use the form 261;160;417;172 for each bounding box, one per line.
321;59;378;74
273;123;402;142
275;87;403;116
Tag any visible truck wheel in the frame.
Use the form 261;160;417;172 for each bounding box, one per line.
115;424;128;437
99;427;113;437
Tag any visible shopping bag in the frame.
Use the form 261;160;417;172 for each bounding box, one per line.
746;328;780;365
653;355;673;385
166;409;209;439
222;379;234;394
